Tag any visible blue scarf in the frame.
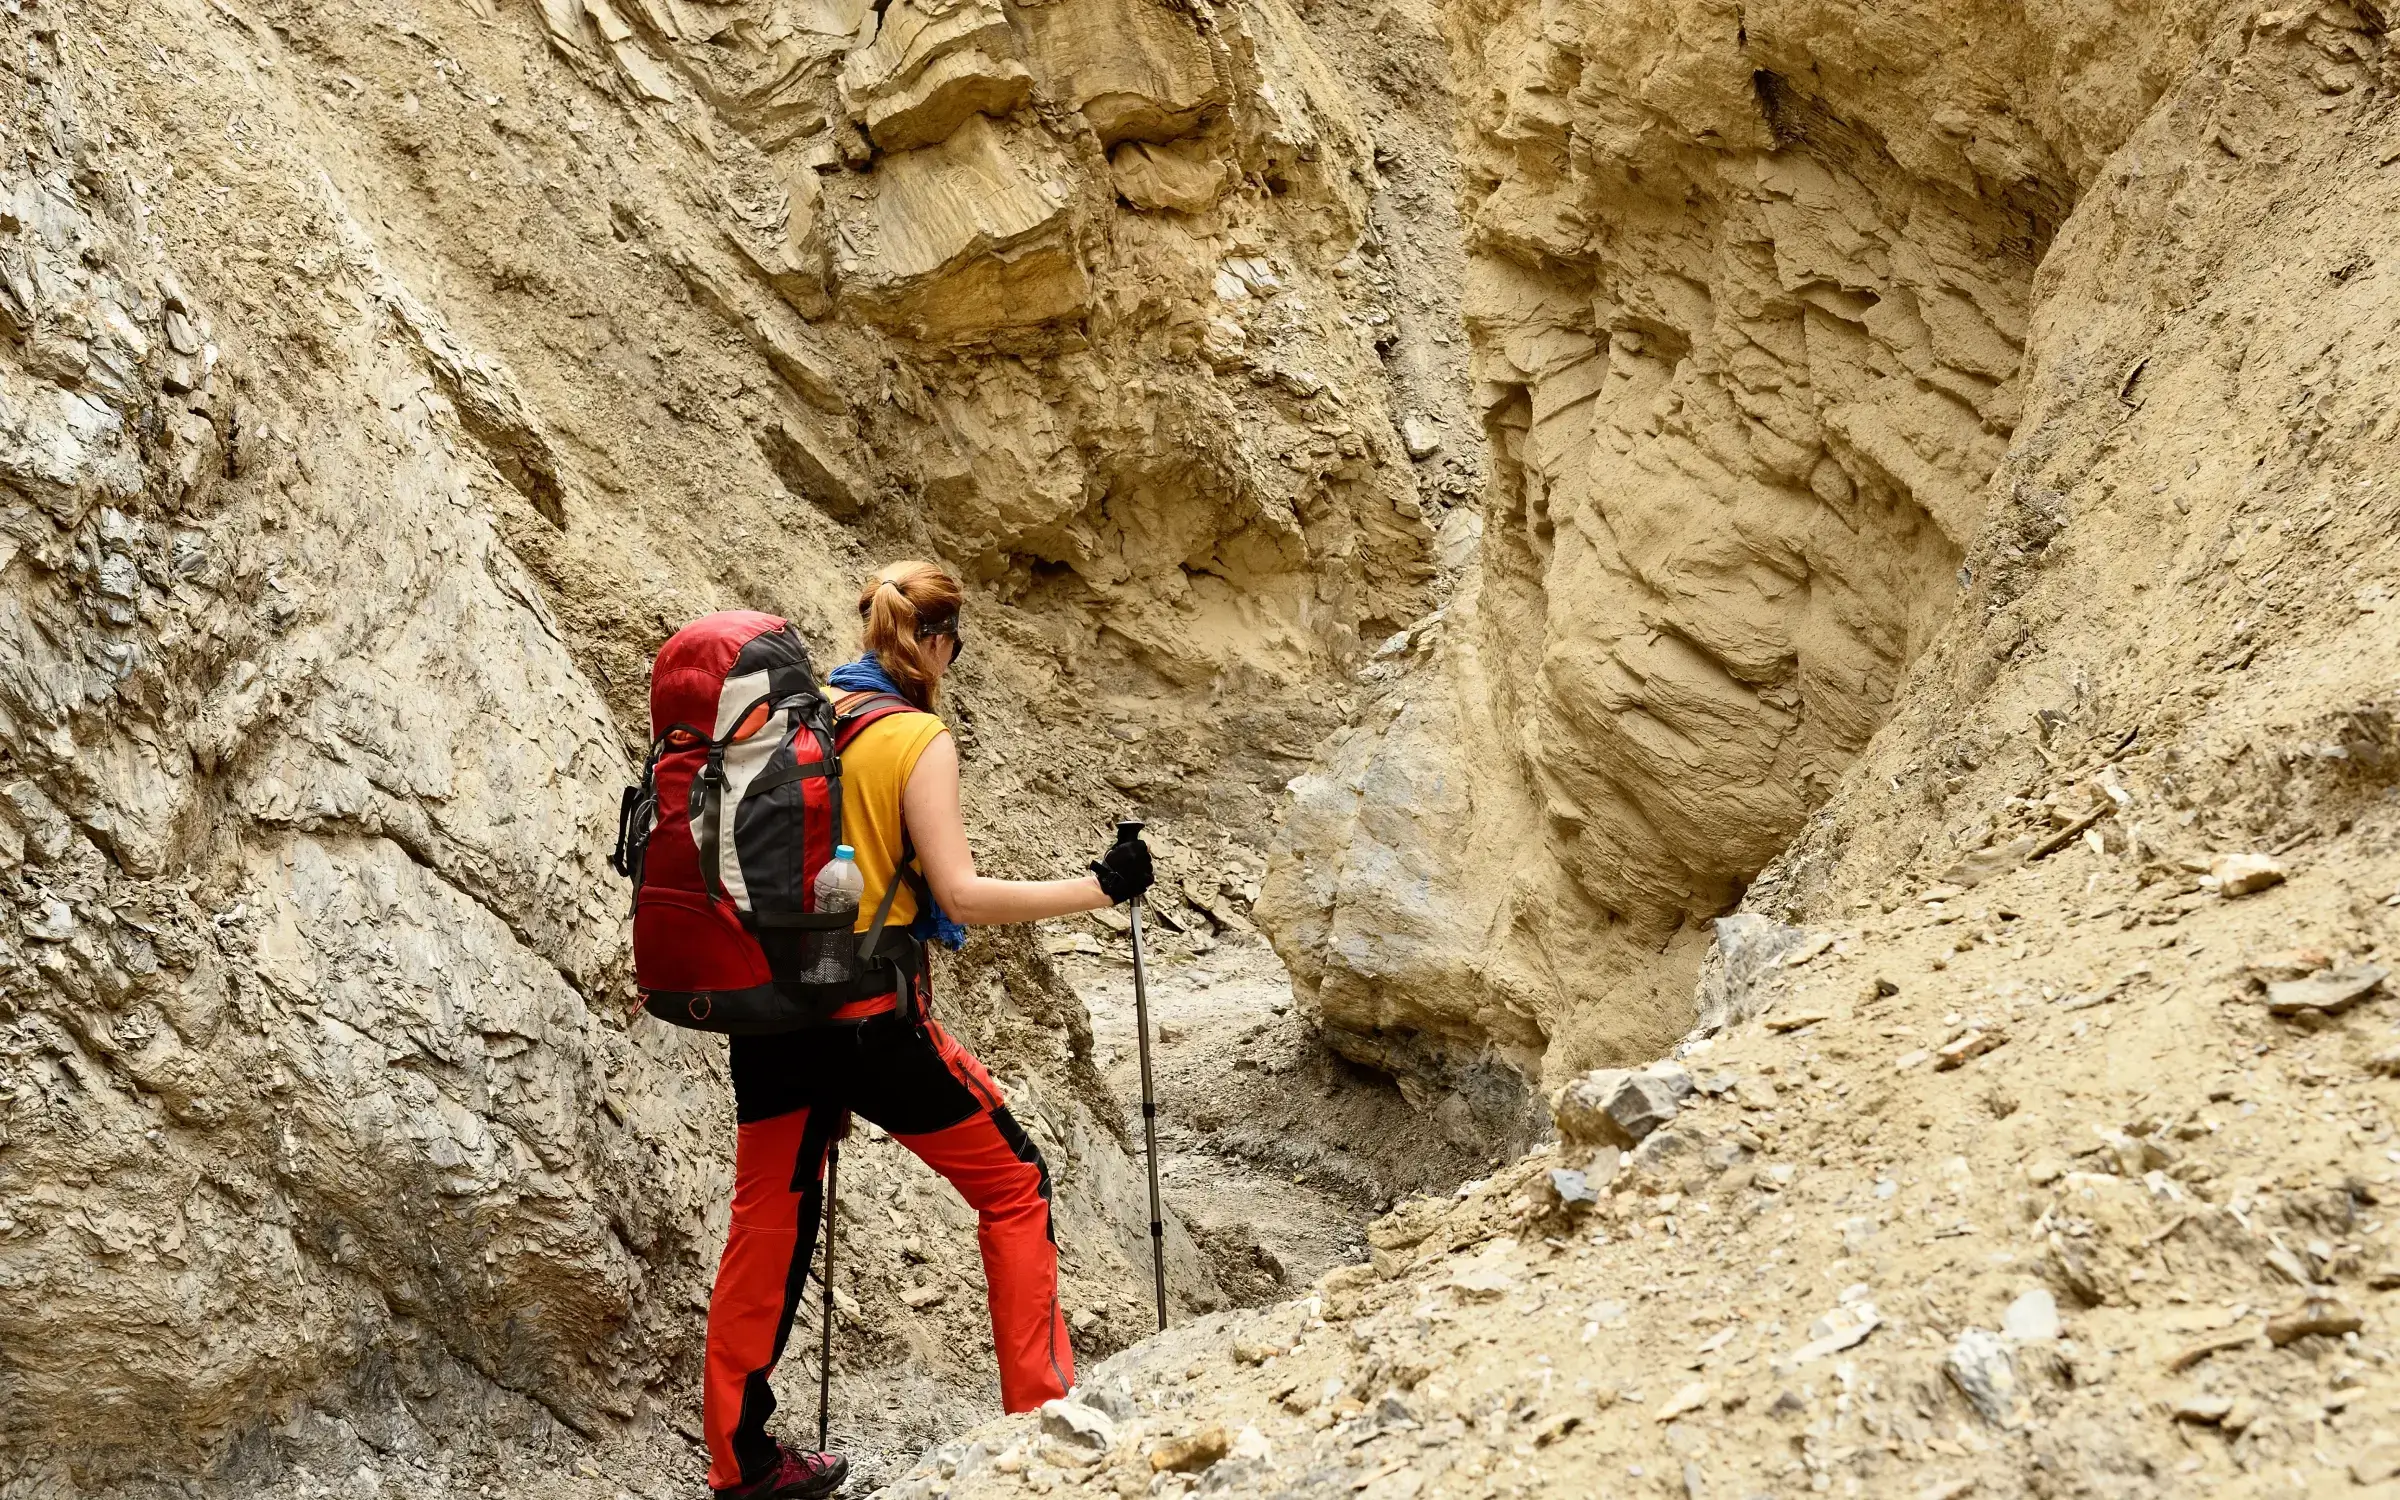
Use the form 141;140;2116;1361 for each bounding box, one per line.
826;655;966;951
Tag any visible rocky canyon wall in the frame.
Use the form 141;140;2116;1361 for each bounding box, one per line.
1260;0;2247;1146
0;0;1472;1484
882;0;2400;1488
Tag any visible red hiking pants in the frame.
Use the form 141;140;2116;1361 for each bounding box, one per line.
703;1010;1072;1490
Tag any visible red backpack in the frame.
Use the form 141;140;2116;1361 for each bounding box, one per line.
609;611;920;1032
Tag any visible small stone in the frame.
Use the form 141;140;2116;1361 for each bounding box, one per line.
1553;1067;1685;1147
2172;1393;2234;1425
2211;852;2287;897
1764;1008;1832;1033
2026;1159;2064;1186
2266;1297;2362;1346
21;898;75;943
1533;1411;1581;1446
1734;1076;1781;1110
1647;1063;1697;1100
2221;1397;2261;1432
2002;1288;2060;1342
2166;1327;2261;1372
1228;1426;1272;1463
2265;1244;2315;1286
1935;1028;2007;1071
2352;1447;2400;1485
1782;1305;1878;1368
1549;1167;1599;1207
1232;1339;1286;1365
1148;1427;1229;1474
2246;949;2332;984
2263;965;2385;1016
1400;416;1441;460
1040;1398;1117;1451
1945;1328;2020;1425
900;1284;946;1309
1654;1381;1712;1422
164;307;204;355
1071;1308;1099;1333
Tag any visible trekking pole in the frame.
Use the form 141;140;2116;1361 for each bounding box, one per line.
1116;819;1170;1333
817;1126;841;1451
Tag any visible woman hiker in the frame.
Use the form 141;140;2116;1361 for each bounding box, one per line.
702;560;1157;1500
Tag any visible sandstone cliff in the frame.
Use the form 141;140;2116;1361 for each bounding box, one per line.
0;0;1472;1483
874;1;2400;1493
22;0;2400;1487
1258;0;2282;1144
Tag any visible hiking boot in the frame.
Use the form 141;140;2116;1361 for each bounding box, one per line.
713;1443;848;1500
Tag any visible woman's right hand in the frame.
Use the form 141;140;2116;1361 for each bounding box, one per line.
1090;834;1155;904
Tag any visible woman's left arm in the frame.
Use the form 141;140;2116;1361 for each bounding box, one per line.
902;733;1114;925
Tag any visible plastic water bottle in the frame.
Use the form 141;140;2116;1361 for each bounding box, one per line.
804;846;864;983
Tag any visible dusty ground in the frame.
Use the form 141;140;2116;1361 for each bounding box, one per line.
883;728;2400;1498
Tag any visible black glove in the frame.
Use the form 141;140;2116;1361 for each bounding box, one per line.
1090;835;1154;904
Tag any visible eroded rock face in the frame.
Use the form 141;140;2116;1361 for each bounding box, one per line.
0;0;1471;1481
839;0;1034;152
0;79;705;1461
529;0;1444;689
1261;0;2219;1126
827;115;1091;338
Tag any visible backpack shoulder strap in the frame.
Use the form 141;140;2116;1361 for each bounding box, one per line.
832;691;920;751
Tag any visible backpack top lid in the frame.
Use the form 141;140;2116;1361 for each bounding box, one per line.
649;610;824;742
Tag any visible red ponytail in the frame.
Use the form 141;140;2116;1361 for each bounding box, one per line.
856;560;963;710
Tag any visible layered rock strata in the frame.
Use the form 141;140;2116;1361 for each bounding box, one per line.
1261;0;2233;1144
0;0;1475;1482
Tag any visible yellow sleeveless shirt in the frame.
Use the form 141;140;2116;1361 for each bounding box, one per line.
835;695;948;934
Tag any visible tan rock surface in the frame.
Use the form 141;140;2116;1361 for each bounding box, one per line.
906;0;2400;1495
0;0;1476;1485
1106;140;1229;215
1261;0;2227;1130
1017;0;1226;146
48;0;2400;1493
840;0;1033;151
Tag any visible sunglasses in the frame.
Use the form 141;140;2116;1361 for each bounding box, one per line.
918;616;964;663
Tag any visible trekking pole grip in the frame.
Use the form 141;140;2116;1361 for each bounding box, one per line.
1111;820;1145;906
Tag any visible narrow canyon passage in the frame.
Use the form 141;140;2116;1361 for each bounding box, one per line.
15;0;2400;1492
1072;941;1377;1302
1065;934;1490;1306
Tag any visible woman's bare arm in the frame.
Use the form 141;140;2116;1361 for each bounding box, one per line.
903;732;1112;925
